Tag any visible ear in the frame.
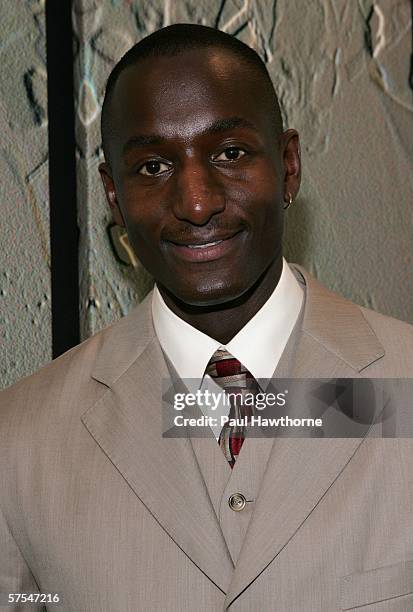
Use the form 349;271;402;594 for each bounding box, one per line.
99;162;125;227
280;129;301;206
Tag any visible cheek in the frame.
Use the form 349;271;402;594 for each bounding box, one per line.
253;175;283;230
229;178;281;231
232;160;281;203
117;183;166;243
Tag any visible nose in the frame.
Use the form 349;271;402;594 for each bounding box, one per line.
172;159;225;225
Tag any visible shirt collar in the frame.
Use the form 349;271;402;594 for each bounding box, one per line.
151;258;303;382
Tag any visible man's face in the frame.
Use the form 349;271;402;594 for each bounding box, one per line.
100;48;299;306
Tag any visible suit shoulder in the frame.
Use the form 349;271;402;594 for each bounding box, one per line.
360;307;413;375
290;264;413;375
0;292;154;427
360;306;413;344
1;290;153;391
0;307;134;427
0;327;103;426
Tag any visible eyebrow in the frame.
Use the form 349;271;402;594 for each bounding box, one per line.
122;116;258;156
203;116;258;135
122;134;165;155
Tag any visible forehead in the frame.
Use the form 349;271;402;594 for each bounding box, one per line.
110;48;273;144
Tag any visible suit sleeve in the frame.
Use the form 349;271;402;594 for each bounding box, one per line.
0;507;45;612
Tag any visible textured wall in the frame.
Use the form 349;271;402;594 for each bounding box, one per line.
281;0;413;317
2;1;411;388
0;0;50;388
73;0;413;339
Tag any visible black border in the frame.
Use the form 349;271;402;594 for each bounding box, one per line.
46;0;80;357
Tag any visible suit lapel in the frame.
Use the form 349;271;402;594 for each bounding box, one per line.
81;295;233;594
224;264;386;607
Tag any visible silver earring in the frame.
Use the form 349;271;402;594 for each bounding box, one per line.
283;192;293;210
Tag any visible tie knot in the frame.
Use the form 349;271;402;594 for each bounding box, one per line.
205;348;258;392
205;348;244;379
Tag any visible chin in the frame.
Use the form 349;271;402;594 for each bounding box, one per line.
170;277;251;309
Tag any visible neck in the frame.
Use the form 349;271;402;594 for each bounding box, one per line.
159;257;283;344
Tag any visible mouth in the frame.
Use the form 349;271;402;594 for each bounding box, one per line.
185;240;224;249
164;231;244;263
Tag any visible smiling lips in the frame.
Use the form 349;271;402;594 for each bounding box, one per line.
166;231;243;262
186;240;223;249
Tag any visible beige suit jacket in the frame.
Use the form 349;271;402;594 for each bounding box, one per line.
1;265;413;611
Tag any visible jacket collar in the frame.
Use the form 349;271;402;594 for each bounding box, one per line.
91;263;384;388
290;264;384;373
90;290;155;388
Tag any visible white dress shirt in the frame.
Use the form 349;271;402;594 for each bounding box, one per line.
152;258;303;438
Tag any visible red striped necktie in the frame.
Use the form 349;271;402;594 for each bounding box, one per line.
205;348;259;468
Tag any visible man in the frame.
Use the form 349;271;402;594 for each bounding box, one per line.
1;24;412;611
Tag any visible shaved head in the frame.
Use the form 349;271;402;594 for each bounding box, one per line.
101;23;283;165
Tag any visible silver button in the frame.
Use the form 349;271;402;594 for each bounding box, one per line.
228;493;246;512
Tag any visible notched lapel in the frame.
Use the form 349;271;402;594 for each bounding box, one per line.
82;307;233;594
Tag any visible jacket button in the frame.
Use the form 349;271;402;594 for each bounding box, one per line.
228;493;246;512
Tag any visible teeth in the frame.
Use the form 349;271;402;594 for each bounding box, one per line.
187;240;223;249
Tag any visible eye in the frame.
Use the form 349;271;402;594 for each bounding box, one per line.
138;159;170;176
213;147;247;162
